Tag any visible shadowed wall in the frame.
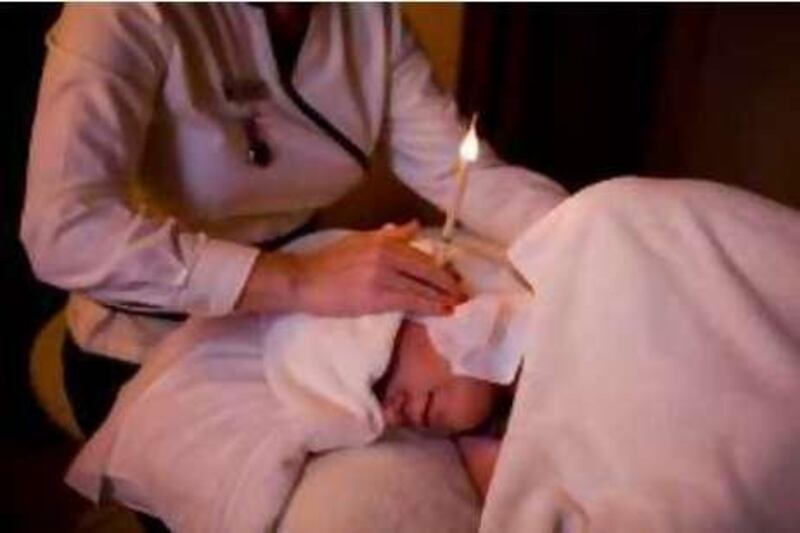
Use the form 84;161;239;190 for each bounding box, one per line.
459;4;800;206
644;5;800;207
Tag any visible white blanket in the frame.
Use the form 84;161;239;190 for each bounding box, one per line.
483;178;800;532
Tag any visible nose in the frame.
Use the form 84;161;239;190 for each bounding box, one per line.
382;391;407;427
403;392;430;428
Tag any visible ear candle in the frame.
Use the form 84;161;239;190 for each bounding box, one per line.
436;114;480;267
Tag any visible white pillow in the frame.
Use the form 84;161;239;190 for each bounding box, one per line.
280;430;481;533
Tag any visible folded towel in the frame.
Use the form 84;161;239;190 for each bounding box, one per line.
414;232;531;385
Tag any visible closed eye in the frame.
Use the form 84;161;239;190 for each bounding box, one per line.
422;391;433;428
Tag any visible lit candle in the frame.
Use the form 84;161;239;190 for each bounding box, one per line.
436;114;480;266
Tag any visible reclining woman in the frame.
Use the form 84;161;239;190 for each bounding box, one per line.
65;224;528;532
68;177;800;533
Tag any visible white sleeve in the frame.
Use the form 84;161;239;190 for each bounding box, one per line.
21;5;259;317
383;6;567;245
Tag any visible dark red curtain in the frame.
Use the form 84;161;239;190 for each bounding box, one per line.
457;4;668;191
457;3;800;207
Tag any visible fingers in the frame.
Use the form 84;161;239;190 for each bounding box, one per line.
381;242;466;300
386;290;451;315
380;273;454;304
369;220;467;303
379;274;456;314
377;220;420;241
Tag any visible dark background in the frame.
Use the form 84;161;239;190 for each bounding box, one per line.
1;5;76;531
459;3;800;203
2;3;800;530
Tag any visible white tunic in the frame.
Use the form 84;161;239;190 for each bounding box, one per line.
22;3;566;361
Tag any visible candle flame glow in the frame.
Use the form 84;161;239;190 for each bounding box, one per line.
459;114;480;162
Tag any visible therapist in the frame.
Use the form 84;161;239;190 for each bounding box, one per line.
22;3;566;434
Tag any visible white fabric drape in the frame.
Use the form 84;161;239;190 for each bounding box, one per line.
483;178;800;532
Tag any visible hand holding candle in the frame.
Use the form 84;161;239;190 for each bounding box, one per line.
436;114;480;266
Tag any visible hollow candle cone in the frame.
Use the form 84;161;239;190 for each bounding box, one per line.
436;114;480;266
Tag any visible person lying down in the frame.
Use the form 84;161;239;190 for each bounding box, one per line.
68;177;800;533
66;228;530;533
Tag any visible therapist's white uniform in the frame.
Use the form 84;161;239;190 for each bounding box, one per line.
22;3;566;363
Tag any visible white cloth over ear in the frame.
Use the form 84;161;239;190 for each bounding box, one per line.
412;233;533;385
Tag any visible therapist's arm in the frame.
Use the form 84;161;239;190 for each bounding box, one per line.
383;7;568;246
22;5;262;317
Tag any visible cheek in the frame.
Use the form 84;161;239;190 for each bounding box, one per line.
434;381;496;434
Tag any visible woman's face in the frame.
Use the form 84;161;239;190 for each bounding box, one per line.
379;321;498;435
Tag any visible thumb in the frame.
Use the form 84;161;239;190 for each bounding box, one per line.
379;220;420;241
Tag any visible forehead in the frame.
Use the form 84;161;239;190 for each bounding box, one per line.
392;321;451;384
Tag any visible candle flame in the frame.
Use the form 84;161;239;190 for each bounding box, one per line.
459;113;480;162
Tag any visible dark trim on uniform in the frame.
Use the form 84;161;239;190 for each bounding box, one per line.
280;77;371;171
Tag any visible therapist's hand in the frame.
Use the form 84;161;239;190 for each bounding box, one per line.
236;221;467;316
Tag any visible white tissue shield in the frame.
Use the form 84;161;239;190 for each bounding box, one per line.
411;236;533;385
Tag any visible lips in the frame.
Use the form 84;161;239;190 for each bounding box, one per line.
383;390;433;430
402;391;432;429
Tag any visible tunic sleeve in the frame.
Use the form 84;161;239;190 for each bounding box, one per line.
21;4;259;316
383;5;567;245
